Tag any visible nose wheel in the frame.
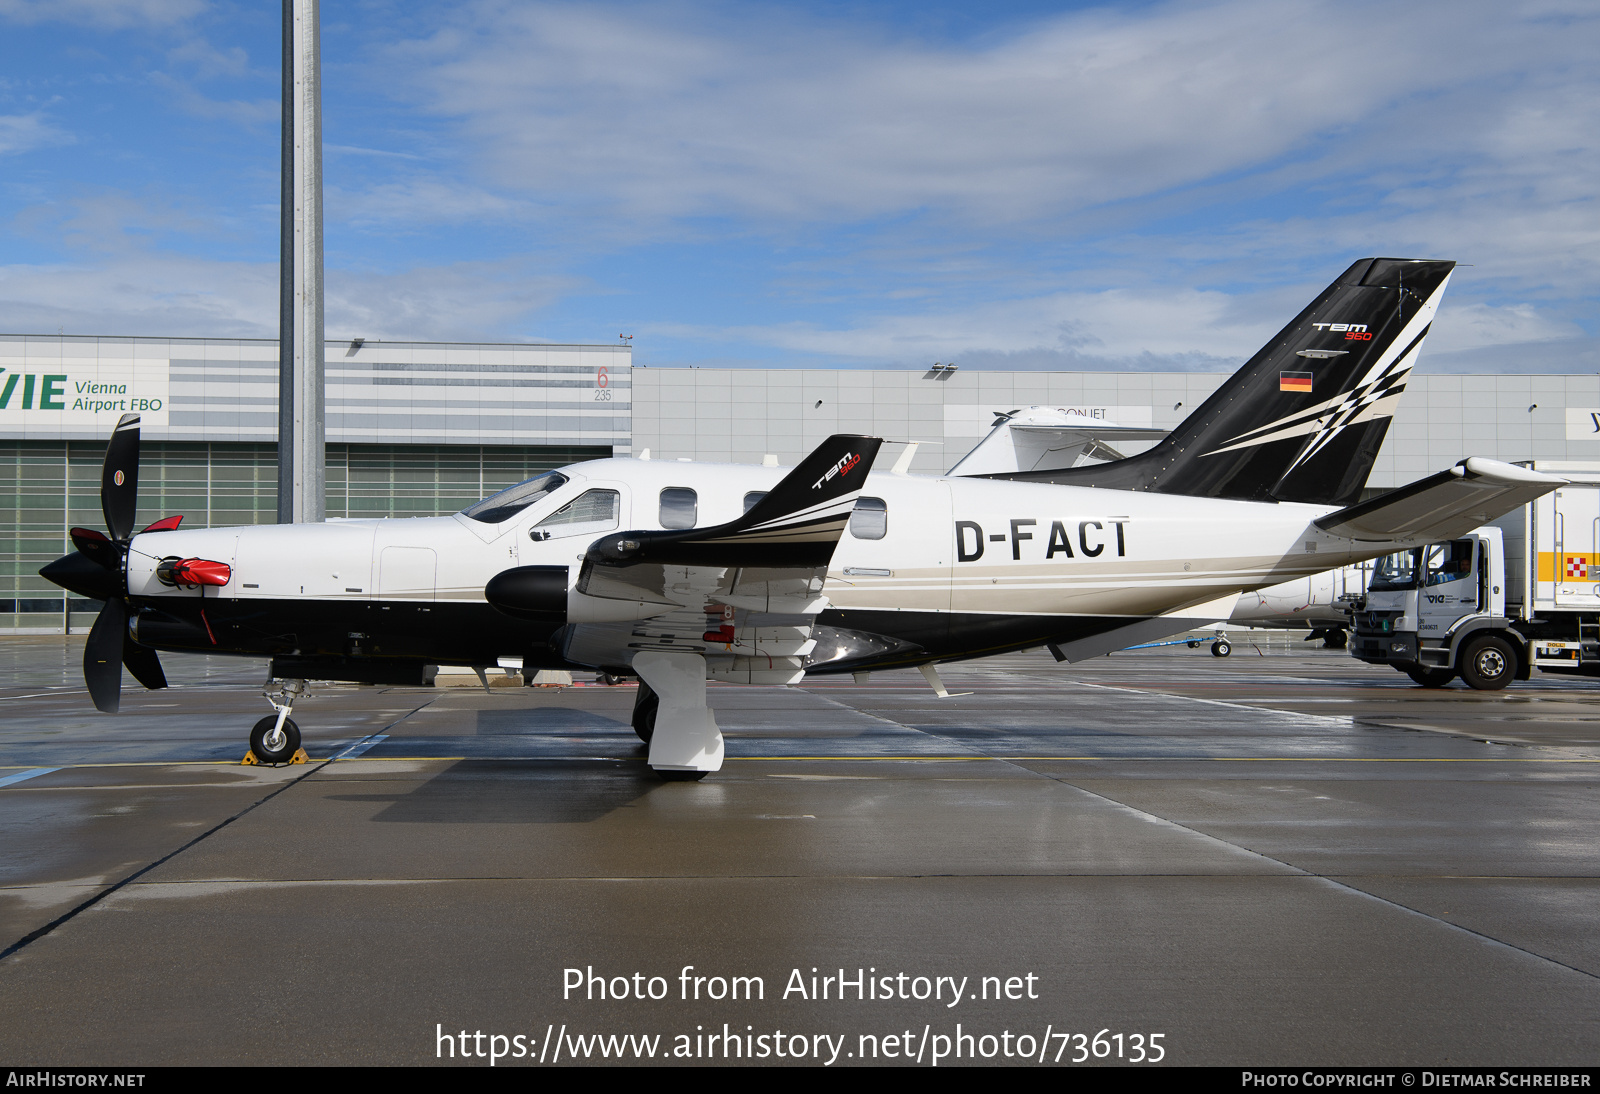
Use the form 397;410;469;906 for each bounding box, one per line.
245;678;309;765
250;714;302;764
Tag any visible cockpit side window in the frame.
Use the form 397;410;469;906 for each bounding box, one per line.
460;472;568;524
528;489;621;541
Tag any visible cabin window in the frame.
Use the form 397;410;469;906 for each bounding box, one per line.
528;489;620;541
849;497;887;540
743;491;768;513
660;487;698;529
460;471;568;524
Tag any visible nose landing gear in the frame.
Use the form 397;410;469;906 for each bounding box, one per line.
244;678;310;765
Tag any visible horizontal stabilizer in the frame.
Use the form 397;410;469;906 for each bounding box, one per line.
1315;458;1563;542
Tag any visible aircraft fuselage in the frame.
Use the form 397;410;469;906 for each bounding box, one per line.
119;457;1384;676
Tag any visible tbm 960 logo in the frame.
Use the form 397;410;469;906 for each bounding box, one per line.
812;452;861;490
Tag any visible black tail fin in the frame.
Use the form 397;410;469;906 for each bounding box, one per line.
999;258;1456;506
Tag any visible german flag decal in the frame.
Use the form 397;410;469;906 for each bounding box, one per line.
1279;371;1314;393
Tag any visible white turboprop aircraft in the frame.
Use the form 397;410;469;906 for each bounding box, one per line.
42;258;1563;778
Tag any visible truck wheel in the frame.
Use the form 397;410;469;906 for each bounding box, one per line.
1460;636;1515;691
1405;667;1455;688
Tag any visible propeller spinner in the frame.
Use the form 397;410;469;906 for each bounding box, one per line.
38;413;171;713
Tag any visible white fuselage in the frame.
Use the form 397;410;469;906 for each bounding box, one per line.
122;457;1414;670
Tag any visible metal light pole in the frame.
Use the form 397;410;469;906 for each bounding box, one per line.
278;0;325;523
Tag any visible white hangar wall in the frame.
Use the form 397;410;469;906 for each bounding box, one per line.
629;368;1600;488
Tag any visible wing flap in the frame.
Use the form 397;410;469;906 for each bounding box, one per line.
1315;458;1563;542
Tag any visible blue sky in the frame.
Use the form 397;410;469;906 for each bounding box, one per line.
0;0;1596;372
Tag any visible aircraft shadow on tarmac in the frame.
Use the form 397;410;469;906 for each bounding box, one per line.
472;707;633;735
325;757;659;824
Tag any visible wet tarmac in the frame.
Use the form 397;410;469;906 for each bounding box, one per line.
2;634;1598;1066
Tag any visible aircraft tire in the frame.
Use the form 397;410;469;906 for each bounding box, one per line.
631;682;658;743
656;769;709;782
1404;667;1456;688
1460;636;1516;691
1324;629;1348;650
250;715;301;764
1211;640;1231;658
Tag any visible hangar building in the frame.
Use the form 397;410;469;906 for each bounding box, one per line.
5;332;1599;633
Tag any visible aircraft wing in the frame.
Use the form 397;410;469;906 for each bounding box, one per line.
493;434;883;683
1314;458;1563;542
577;433;882;609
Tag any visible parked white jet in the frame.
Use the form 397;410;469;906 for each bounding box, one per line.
1228;562;1371;647
43;258;1563;778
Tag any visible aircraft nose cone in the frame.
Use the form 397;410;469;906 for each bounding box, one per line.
39;551;121;601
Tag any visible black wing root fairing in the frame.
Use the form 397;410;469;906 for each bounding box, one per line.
580;434;883;587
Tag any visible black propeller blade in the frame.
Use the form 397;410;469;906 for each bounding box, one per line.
121;640;169;693
102;413;141;542
85;597;128;714
38;412;169;713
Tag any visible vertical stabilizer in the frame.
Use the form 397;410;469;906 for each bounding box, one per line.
998;258;1456;506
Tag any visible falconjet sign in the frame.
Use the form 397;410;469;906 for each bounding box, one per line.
0;358;169;430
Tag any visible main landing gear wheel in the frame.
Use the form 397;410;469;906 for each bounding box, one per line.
1404;667;1456;688
1460;635;1515;691
631;681;658;743
656;769;709;782
250;715;301;764
1324;629;1348;650
1211;639;1231;657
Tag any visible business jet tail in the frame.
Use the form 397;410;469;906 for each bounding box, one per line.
996;258;1457;507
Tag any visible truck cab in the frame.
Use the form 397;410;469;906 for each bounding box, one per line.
1351;528;1520;689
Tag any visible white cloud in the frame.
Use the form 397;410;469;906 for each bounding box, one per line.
0;0;203;28
0;112;72;155
329;179;538;229
0;193;579;341
648;284;1273;369
390;0;1590;229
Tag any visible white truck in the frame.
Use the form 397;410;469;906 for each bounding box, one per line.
1350;462;1600;689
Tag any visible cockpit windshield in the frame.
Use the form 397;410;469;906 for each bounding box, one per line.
459;472;568;524
1368;548;1422;592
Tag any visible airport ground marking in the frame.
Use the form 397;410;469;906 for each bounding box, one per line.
0;767;59;788
0;696;441;963
8;754;1600;774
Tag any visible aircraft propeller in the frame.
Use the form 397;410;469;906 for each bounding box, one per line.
38;413;171;713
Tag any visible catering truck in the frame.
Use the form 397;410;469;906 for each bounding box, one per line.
1351;462;1600;689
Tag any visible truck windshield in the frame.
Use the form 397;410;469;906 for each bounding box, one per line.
1369;549;1422;592
460;472;568;524
1425;539;1475;585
